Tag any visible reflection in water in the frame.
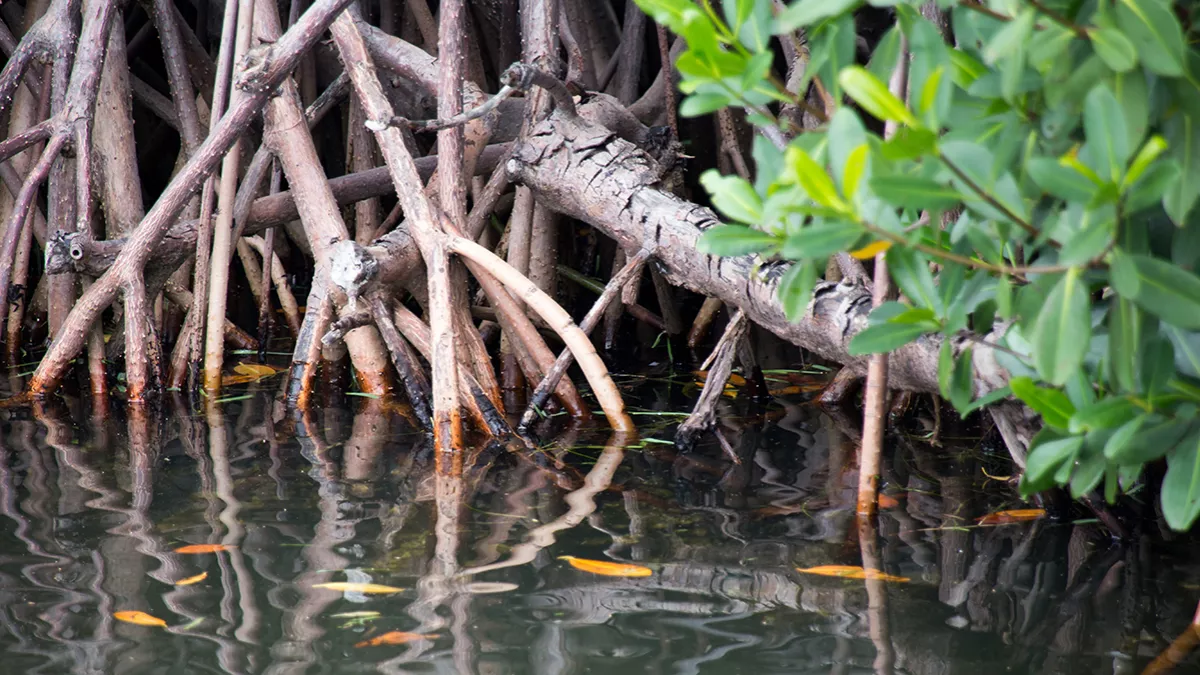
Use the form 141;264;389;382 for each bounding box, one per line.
0;386;1199;675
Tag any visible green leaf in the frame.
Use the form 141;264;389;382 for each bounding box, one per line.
785;146;847;211
1103;415;1146;461
1083;84;1130;183
879;127;938;160
777;261;818;322
1070;443;1108;499
1164;113;1200;225
842;144;869;200
700;170;763;224
983;8;1035;65
827;109;867;192
1031;268;1091;386
1162;432;1200;531
1090;26;1139;72
942;344;975;414
697;224;778;256
1107;297;1143;393
848;306;939;355
1021;430;1085;495
1124;135;1169;187
1167;326;1200;378
1010;376;1075;429
1025;158;1099;203
1108;415;1191;464
1111;252;1200;330
887;246;941;314
1114;0;1187;77
868;175;962;210
780;221;863;260
838;66;919;127
775;0;861;32
1124;160;1180;214
1070;397;1138;433
679;92;733;117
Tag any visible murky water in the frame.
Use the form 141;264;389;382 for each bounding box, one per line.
2;372;1199;675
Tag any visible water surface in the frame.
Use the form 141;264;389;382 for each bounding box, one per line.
1;375;1197;674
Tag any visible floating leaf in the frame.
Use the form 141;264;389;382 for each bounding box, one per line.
313;582;404;594
355;631;439;648
559;556;653;577
233;362;282;378
332;611;382;619
114;611;168;627
174;544;234;554
877;493;901;509
795;565;910;582
174;572;208;586
462;582;520;594
976;508;1046;526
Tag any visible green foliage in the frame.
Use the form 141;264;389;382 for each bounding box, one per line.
635;0;1200;530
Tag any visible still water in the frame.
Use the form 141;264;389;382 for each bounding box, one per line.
1;372;1198;674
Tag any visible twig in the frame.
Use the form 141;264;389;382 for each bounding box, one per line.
519;249;652;431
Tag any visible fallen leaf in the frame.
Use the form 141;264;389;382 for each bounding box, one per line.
331;611;382;619
174;572;208;586
559;556;653;578
174;544;234;554
849;240;892;260
796;565;910;582
462;581;519;594
878;493;901;509
976;508;1046;526
312;582;404;594
355;631;439;648
114;611;168;627
233;362;281;378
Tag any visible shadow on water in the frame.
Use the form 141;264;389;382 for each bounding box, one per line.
2;373;1200;674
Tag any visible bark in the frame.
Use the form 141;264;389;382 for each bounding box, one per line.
505;108;1015;403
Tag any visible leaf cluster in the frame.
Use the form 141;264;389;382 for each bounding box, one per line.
636;0;1200;530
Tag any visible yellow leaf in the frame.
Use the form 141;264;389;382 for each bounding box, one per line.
796;565;910;582
114;611;168;627
355;631;439;647
174;572;208;586
313;582;404;594
849;240;892;260
559;556;653;578
233;362;280;378
976;508;1045;525
174;544;234;554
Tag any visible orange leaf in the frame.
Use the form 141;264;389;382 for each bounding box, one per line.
796;565;910;582
976;508;1045;526
849;240;892;260
114;611;168;627
174;544;234;554
174;572;208;586
312;582;404;594
559;556;653;578
355;631;439;648
878;493;901;509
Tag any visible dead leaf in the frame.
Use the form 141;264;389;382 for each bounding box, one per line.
878;493;901;509
796;565;910;582
312;582;403;594
114;611;168;627
233;362;281;378
174;544;234;554
849;240;892;260
976;508;1046;526
174;572;208;586
355;631;439;647
559;556;653;578
462;582;519;594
